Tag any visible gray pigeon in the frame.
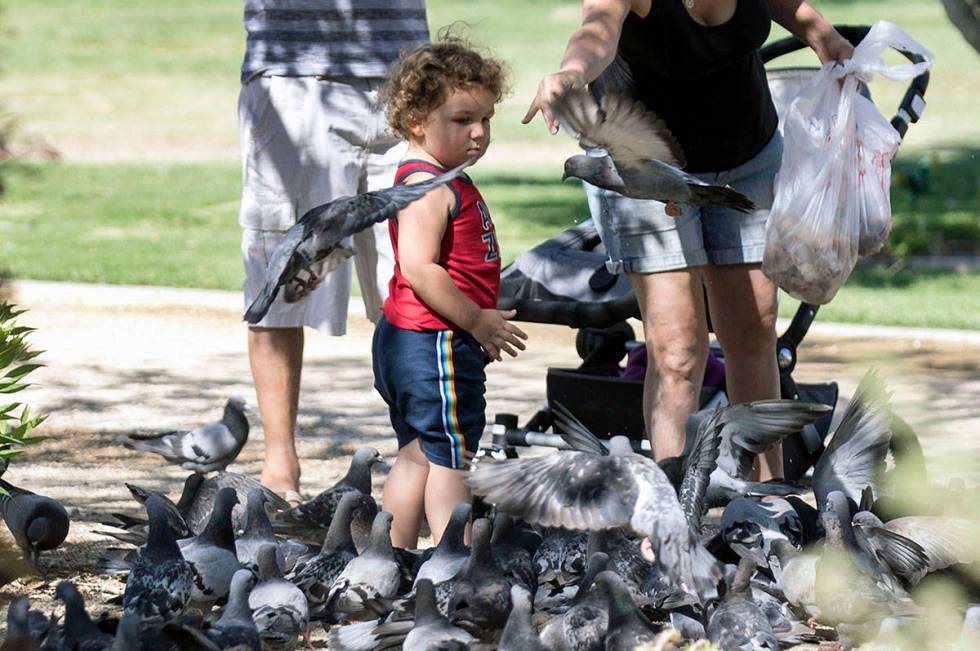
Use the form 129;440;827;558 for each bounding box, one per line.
249;544;309;649
286;491;369;620
274;446;386;544
181;486;242;608
851;511;976;587
400;578;477;651
719;497;804;567
55;581;114;650
595;570;660;651
498;584;549;651
466;434;722;601
236;488;308;575
166;569;262;651
447;517;513;637
708;557;779;651
539;551;610;651
955;604;980;651
813;370;893;512
186;472;291;535
2;596;45;651
0;477;70;570
553;87;755;211
326;511;402;621
244;159;473;323
122;494;195;622
118;398;250;473
413;502;471;588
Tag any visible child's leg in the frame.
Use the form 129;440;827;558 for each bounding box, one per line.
382;438;429;549
424;464;471;545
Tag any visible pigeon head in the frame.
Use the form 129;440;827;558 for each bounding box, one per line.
850;510;884;530
608;436;634;456
353;446;388;470
562;154;621;186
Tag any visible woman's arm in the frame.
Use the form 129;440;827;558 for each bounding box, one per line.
768;0;854;64
397;174;527;361
523;0;638;133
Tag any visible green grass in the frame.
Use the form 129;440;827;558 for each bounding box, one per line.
1;160;976;331
0;0;976;328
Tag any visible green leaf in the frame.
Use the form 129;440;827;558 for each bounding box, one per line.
0;382;28;394
19;436;47;445
0;450;25;460
4;364;43;381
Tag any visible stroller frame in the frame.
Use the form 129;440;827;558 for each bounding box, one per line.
484;25;931;481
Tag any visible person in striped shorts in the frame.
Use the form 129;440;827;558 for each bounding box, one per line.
372;39;528;547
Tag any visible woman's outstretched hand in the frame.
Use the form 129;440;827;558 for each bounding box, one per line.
522;70;586;134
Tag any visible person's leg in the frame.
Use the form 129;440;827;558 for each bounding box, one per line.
382;438;429;548
629;268;710;461
248;326;304;496
702;263;781;479
424;465;471;545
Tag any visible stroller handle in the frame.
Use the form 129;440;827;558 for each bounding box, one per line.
760;24;930;139
498;294;639;329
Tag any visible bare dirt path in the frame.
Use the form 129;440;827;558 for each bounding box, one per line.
1;280;978;644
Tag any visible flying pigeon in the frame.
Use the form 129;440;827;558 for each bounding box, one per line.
552;87;755;212
118;398;250;473
244;158;473;324
465;435;722;601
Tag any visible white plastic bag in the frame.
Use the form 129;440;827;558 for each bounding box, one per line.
762;21;934;305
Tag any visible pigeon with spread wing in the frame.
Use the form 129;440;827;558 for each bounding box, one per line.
553;87;755;212
244;158;473;324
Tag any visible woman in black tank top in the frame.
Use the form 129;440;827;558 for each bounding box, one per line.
524;1;852;478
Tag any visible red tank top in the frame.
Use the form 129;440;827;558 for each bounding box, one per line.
382;160;501;331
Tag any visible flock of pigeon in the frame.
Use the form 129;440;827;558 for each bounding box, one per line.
0;370;977;650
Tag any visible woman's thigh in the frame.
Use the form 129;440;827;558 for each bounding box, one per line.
702;263;778;352
630;268;709;368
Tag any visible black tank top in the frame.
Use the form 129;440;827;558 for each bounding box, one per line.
598;0;778;173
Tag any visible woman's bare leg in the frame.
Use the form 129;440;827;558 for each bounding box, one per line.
628;268;709;461
703;263;782;479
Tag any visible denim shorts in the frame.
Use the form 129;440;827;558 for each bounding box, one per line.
588;131;783;274
372;316;488;469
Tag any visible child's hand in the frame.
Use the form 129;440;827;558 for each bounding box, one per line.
470;309;528;362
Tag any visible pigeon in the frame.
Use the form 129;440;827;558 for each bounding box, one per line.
326;511;402;621
498;584;550;651
122;494;195;622
812;369;893;513
539;551;610;651
532;527;588;594
767;538;820;619
181;486;242;608
274;446;386;544
248;544;309;649
118;398;250;473
707;557;779;651
413;501;471;588
236;488;308;575
2;597;44;651
714;497;804;567
465;434;722;601
395;578;477;651
552;87;755;211
490;511;540;594
244;158;473;323
99;477;199;543
447;517;513;638
166;569;262;651
850;511;977;587
286;492;369;619
595;570;660;650
55;581;114;650
197;472;291;533
0;477;69;569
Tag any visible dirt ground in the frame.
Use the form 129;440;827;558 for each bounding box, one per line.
2;280;979;645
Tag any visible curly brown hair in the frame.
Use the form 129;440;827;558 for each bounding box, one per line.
381;37;508;140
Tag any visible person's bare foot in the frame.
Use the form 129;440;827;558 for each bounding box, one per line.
261;466;302;507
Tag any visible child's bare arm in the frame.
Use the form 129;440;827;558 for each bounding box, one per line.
397;174;527;361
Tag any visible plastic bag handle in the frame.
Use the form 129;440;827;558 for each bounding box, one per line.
760;24;930;139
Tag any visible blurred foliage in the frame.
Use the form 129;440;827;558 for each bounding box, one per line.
0;303;47;469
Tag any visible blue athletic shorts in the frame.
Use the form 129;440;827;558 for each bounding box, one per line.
587;130;784;274
372;316;488;469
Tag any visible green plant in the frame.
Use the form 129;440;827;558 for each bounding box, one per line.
0;303;46;467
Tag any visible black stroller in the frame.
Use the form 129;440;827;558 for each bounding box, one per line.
486;25;931;482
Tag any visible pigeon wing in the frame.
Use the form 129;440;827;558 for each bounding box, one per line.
885;516;979;576
178;423;238;466
465;452;638;531
678;407;723;533
244;158;471;324
551;88;685;167
853;520;931;584
813;370;892;510
551;402;607;455
721;401;832;479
